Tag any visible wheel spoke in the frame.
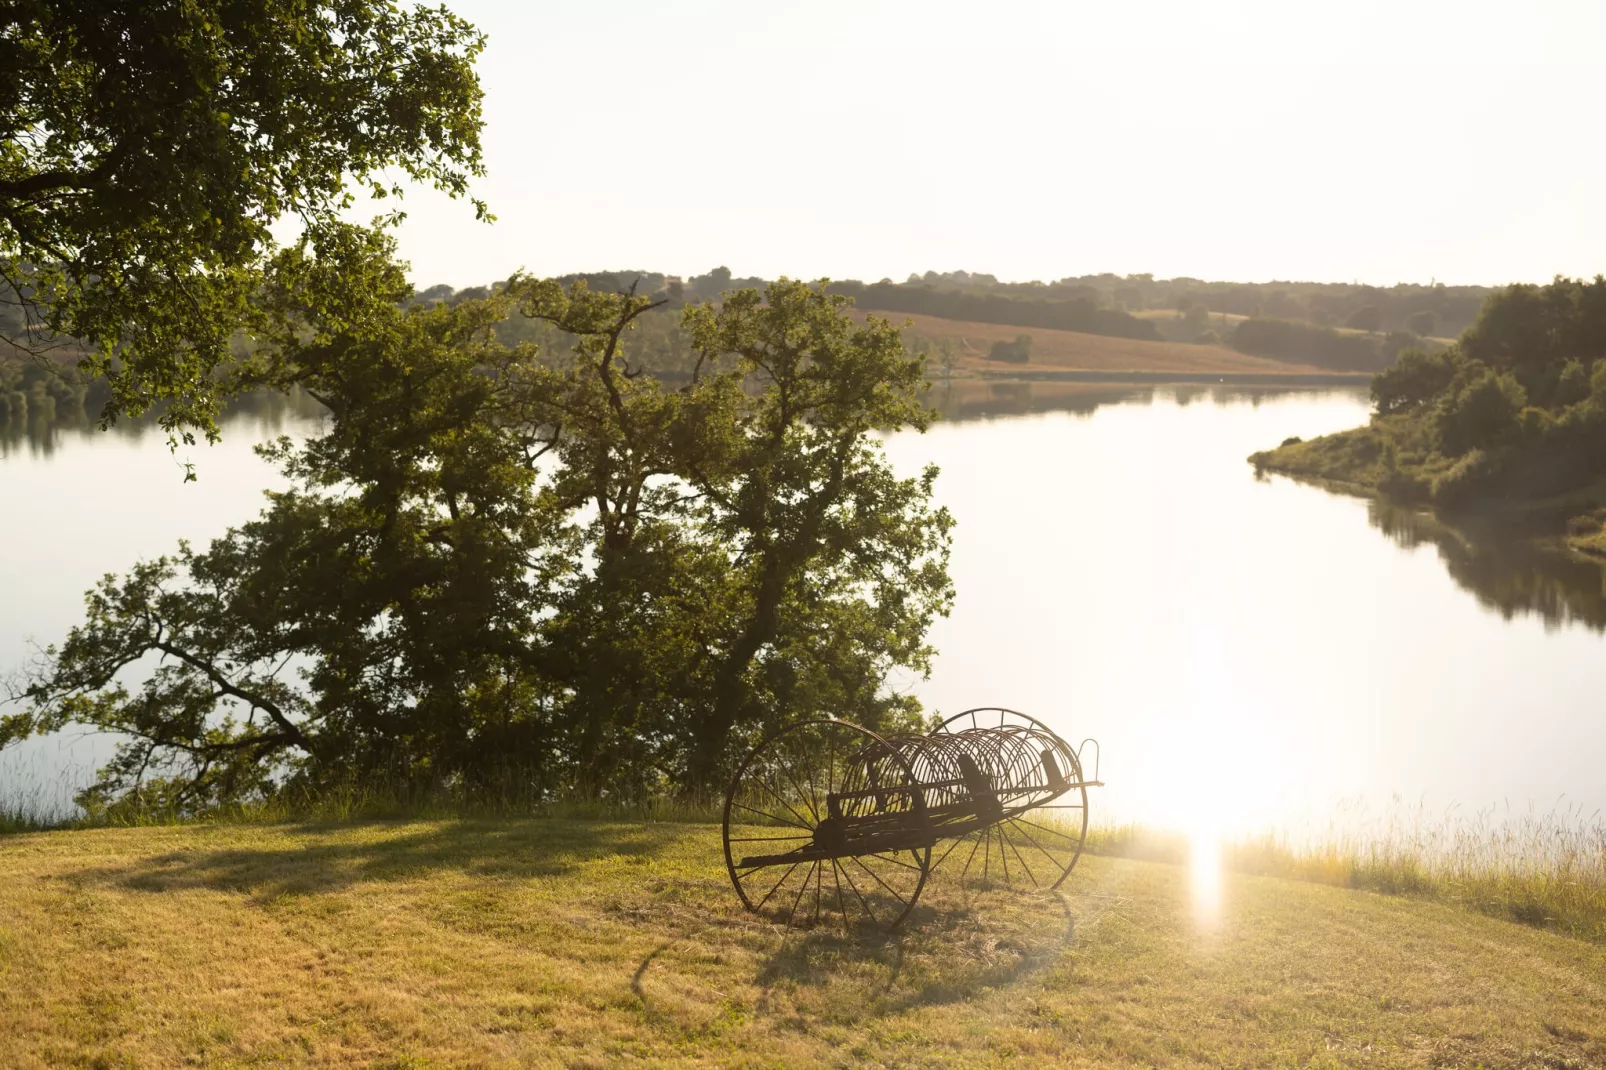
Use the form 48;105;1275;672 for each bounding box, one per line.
931;834;965;872
779;758;820;826
749;862;802;911
782;860;815;926
1011;814;1084;842
998;821;1038;888
837;856;879;927
865;850;924;874
756;778;816;832
1004;818;1064;882
732;801;810;830
959;830;985;880
851;855;911;911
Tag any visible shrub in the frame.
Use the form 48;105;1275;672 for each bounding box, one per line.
988;334;1032;364
1346;305;1383;332
1556;359;1591;406
1517;406;1555;438
1431;447;1499;506
1371;347;1458;414
1435;369;1525;455
1233;317;1384;371
1566;513;1603;537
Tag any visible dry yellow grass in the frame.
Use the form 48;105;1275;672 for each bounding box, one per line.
3;819;1604;1068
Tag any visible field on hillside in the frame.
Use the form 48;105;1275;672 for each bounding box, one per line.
4;819;1604;1068
1132;309;1458;348
853;310;1355;378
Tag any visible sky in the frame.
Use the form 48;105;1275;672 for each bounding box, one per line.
368;0;1606;290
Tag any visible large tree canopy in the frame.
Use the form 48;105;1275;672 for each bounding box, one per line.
0;0;487;438
2;230;954;812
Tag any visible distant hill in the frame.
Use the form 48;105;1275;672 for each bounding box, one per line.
856;310;1360;379
413;267;1489;375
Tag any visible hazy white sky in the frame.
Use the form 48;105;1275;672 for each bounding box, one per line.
373;0;1606;289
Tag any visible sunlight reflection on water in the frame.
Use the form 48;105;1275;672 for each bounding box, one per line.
886;385;1606;839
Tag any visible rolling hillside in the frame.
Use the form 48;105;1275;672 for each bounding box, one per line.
857;310;1367;379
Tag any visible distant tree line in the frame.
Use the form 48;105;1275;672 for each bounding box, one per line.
895;269;1491;337
1258;276;1606;528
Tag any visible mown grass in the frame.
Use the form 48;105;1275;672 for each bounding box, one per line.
8;778;1606;946
3;817;1605;1068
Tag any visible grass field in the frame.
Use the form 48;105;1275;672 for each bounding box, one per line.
4;818;1604;1068
850;310;1351;378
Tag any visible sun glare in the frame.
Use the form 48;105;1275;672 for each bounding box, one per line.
1189;825;1223;929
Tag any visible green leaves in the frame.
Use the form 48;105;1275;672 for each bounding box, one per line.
10;263;955;809
1;0;488;438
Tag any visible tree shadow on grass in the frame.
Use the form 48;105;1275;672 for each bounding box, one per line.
750;889;1083;1016
61;818;693;903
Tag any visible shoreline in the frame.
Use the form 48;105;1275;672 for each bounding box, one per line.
1252;459;1606;566
976;368;1372;386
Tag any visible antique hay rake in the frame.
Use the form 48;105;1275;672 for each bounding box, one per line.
721;708;1104;930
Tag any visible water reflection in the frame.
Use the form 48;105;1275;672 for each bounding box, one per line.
933;379;1606;636
884;386;1606;833
1367;500;1606;632
0;387;326;459
928;378;1337;422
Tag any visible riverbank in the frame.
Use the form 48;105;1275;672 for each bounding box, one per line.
3;819;1603;1068
1250;411;1606;559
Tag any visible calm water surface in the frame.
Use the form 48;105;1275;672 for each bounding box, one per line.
4;385;1604;834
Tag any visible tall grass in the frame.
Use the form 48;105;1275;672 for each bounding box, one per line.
1084;804;1606;942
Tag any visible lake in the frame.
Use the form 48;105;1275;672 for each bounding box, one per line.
4;384;1605;836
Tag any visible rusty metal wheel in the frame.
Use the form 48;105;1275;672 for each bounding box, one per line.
722;718;932;931
930;707;1090;892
